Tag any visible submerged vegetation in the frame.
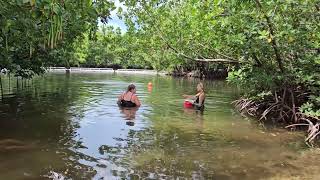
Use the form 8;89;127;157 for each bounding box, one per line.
0;1;319;141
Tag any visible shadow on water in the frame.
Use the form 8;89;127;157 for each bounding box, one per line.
0;73;318;180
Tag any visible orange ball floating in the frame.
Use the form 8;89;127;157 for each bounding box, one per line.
147;82;153;93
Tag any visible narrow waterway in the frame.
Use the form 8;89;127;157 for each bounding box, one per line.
0;72;318;179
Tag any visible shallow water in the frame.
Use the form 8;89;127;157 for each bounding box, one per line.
0;72;316;179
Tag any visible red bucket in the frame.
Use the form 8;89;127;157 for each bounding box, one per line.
184;101;193;108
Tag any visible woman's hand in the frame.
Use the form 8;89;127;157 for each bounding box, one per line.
185;99;194;103
118;93;124;101
183;94;195;100
133;95;141;107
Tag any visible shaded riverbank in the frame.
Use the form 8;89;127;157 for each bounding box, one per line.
47;67;166;76
47;67;227;79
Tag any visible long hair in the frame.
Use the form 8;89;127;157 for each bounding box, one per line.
197;82;204;92
127;84;136;92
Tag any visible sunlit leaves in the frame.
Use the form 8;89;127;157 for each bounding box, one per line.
0;0;114;75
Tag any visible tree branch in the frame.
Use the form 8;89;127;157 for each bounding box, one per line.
198;43;238;62
144;3;239;64
255;0;284;73
195;58;239;63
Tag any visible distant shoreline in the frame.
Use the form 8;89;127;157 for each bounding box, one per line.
47;67;166;75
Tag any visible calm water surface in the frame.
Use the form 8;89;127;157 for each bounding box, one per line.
0;73;314;179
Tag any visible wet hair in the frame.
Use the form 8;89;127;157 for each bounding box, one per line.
127;84;136;92
197;82;204;92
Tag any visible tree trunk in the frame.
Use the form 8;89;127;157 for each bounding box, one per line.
255;0;285;73
0;75;3;99
8;73;11;91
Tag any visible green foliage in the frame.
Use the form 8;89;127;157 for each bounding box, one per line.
51;26;153;69
300;101;320;117
0;0;114;77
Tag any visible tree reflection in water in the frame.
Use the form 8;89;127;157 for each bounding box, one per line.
0;74;99;179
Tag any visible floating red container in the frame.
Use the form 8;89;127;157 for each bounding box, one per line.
184;101;193;108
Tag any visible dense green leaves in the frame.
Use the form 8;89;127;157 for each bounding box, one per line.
0;0;114;77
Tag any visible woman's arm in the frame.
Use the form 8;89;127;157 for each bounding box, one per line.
183;94;196;99
118;93;124;101
133;95;141;107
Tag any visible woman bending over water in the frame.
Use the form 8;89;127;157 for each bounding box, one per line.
118;84;141;107
183;82;205;110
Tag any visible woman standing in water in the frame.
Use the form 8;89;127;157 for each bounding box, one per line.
183;82;206;110
118;84;141;107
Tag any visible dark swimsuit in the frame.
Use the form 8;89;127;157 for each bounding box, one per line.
118;93;137;107
194;93;205;111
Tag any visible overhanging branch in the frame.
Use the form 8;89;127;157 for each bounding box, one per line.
145;6;240;64
195;58;239;63
166;41;239;63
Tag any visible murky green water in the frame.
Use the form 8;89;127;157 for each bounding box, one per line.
0;72;316;179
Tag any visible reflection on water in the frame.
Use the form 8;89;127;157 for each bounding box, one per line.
119;106;139;126
0;73;318;179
